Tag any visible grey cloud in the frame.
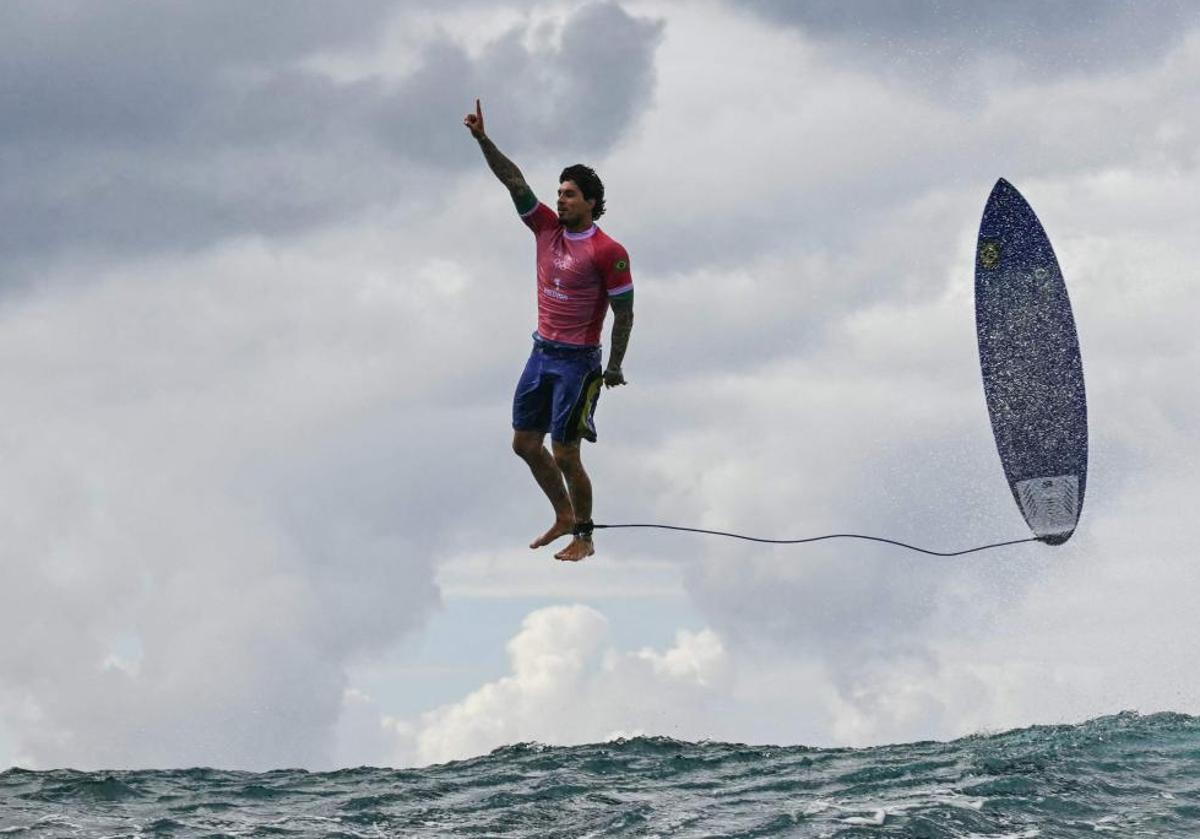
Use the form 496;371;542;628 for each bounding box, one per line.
0;1;394;268
403;2;664;159
739;0;1198;78
0;1;394;147
522;1;665;152
682;441;1039;661
0;2;662;270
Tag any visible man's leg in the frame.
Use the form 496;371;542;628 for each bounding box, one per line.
512;430;575;548
551;440;595;562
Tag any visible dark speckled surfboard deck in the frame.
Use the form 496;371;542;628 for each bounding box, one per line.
975;179;1087;545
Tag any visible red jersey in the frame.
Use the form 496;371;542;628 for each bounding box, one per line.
520;201;633;347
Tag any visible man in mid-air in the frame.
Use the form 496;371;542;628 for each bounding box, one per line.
464;99;634;562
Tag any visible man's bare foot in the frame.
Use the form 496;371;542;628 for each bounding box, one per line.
555;537;595;562
531;517;574;549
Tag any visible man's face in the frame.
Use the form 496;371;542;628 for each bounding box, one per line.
557;180;594;227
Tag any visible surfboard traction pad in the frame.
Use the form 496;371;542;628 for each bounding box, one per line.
1015;474;1079;541
976;179;1088;545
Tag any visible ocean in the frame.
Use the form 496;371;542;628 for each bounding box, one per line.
2;711;1197;837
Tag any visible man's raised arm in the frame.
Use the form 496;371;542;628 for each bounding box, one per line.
463;99;535;210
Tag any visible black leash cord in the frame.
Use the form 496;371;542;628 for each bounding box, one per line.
590;523;1040;557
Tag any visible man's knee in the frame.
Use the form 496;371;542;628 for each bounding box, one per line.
512;431;544;460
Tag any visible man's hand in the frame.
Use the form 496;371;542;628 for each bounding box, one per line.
463;98;486;139
468;101;530;197
603;368;627;388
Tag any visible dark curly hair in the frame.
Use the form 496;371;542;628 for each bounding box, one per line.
559;164;605;220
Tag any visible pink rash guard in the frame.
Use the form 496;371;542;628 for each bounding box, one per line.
520;201;633;347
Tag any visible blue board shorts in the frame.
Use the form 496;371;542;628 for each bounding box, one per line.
513;334;603;444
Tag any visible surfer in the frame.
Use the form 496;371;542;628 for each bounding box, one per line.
463;98;635;562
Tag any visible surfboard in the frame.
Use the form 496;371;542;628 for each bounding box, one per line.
975;179;1087;545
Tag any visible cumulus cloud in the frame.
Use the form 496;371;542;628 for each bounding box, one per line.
395;605;730;766
376;558;1200;765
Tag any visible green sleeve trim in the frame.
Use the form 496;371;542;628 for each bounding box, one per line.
512;187;537;216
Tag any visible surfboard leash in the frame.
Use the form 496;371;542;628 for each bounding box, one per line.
582;522;1040;557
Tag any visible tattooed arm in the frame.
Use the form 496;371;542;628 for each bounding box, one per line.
604;293;634;388
463;98;535;210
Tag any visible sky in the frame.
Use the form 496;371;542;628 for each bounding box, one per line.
0;0;1197;771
